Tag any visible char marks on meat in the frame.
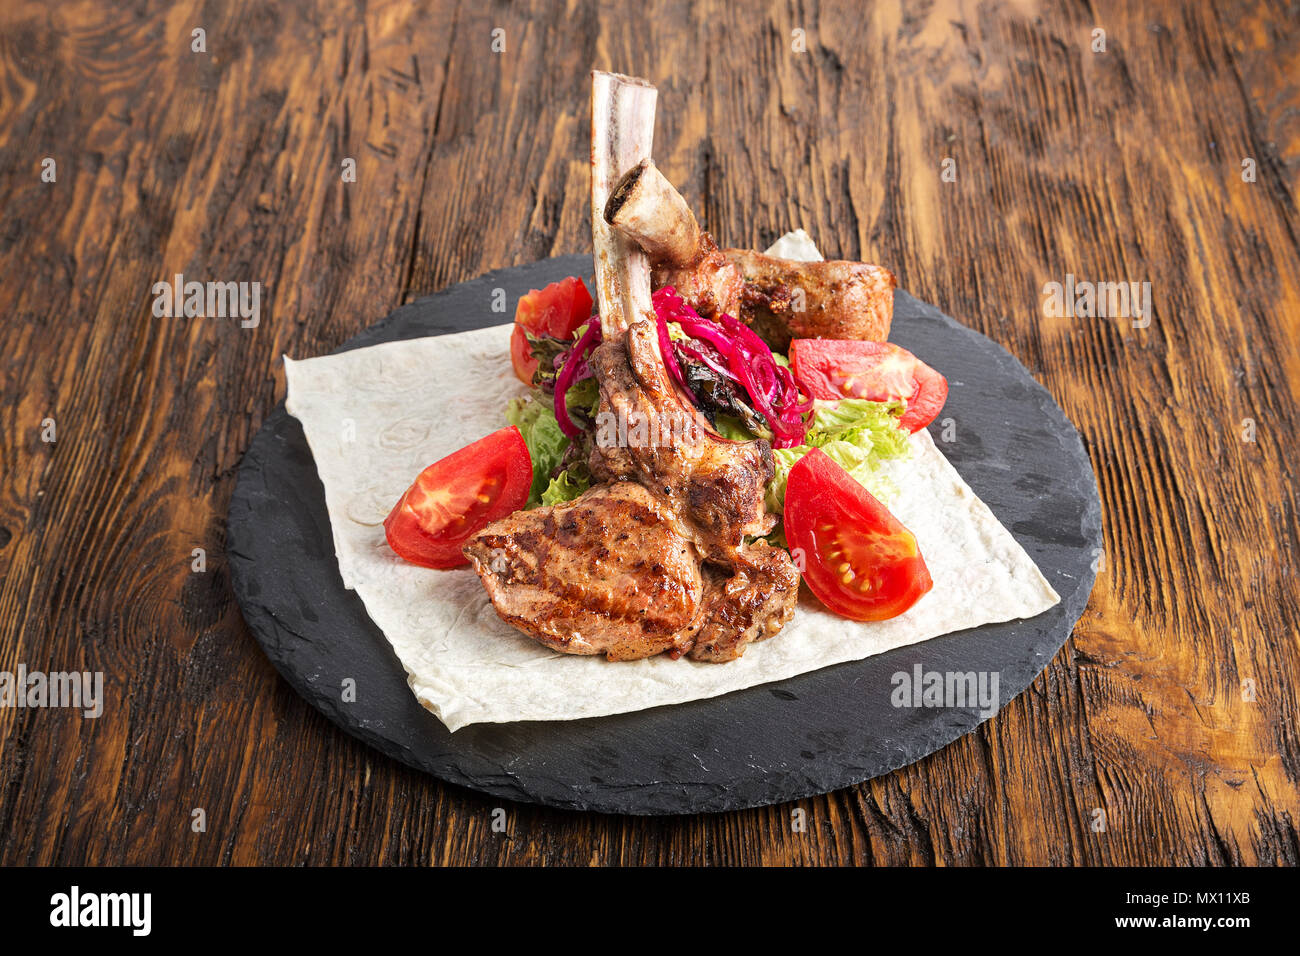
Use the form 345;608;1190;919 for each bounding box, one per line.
588;321;775;561
463;482;706;661
689;542;799;662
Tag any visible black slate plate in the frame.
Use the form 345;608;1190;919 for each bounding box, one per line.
228;254;1102;815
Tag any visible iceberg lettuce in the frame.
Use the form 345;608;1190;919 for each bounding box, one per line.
766;398;911;512
541;465;591;507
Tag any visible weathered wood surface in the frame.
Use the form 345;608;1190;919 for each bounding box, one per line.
0;0;1297;865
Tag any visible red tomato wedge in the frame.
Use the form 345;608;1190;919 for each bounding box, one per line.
509;325;538;385
789;339;948;433
384;426;532;569
784;448;933;621
510;276;594;384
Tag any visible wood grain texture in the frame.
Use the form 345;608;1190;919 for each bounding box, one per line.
1;0;1297;865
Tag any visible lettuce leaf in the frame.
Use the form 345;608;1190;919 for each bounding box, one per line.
505;386;602;508
712;413;757;442
505;395;570;507
541;463;591;506
766;398;911;512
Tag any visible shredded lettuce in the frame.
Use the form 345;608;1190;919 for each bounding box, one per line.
766;398;911;512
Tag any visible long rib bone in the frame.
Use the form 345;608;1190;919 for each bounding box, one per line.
460;70;800;664
587;71;777;552
590;71;658;337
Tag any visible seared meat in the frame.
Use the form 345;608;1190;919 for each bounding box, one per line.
690;542;800;662
462;479;798;662
605;157;895;349
462;482;706;661
588;321;775;561
726;249;894;352
654;236;744;323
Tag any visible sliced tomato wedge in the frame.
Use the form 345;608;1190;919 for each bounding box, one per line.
784;448;932;621
509;325;538;384
510;276;594;383
789;339;948;433
384;426;532;569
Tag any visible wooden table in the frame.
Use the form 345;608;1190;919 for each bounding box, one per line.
2;0;1296;866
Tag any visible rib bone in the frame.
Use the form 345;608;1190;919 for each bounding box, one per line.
604;157;745;321
463;71;800;663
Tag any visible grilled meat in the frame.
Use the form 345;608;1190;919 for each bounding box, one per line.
605;157;895;349
464;71;799;663
588;320;775;561
462;478;797;662
689;542;800;662
463;482;706;661
727;249;895;352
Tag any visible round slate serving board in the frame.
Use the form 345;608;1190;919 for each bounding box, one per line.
228;255;1102;815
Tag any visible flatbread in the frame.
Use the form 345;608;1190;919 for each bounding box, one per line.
283;236;1059;731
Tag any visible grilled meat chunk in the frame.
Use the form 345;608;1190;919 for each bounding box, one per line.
690;542;800;662
726;249;895;351
588;321;775;561
463;482;797;662
463;482;706;661
653;235;745;323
